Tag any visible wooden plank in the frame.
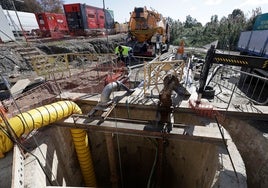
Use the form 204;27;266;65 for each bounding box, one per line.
57;116;226;146
101;103;117;119
58;92;268;122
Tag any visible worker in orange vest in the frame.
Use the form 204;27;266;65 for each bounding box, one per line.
176;40;184;60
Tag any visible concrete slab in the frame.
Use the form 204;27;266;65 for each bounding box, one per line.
10;78;31;96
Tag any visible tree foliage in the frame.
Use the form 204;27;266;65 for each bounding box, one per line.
21;0;43;13
39;0;64;13
0;0;16;10
0;1;263;51
0;0;64;13
169;8;263;51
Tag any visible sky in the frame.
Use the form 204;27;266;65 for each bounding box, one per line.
63;0;268;25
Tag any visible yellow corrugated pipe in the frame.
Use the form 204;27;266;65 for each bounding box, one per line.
0;100;96;187
71;129;97;186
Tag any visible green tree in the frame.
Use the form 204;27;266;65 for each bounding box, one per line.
184;15;200;28
0;0;13;10
1;0;42;13
169;18;184;44
204;15;219;37
39;0;64;13
227;9;246;50
217;16;230;50
169;8;263;50
244;7;262;30
20;0;42;13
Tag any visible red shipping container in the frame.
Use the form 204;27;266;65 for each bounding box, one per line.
63;3;106;35
35;12;69;38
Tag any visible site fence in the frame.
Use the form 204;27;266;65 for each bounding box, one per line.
30;53;117;79
207;65;268;105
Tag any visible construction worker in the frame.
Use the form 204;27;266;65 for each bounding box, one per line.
176;40;184;60
115;45;133;66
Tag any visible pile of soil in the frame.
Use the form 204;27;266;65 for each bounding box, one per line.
0;33;127;76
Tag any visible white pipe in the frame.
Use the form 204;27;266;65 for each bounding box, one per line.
100;81;133;104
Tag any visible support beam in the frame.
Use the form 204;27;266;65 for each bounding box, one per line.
56;115;229;146
58;92;268;127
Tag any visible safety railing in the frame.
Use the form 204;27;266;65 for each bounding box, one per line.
30;53;117;79
207;65;268;105
143;59;185;95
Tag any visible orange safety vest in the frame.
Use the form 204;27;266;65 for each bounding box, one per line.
177;40;184;55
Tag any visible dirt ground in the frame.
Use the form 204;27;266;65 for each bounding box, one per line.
0;34;128;117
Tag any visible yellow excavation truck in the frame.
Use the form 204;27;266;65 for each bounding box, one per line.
126;6;170;56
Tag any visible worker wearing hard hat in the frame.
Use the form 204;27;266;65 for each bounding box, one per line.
115;45;133;66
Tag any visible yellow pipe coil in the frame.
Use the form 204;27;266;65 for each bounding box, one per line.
0;100;96;187
71;129;97;186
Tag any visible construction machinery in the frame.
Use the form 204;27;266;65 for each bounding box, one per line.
126;7;170;56
237;12;268;77
195;45;268;104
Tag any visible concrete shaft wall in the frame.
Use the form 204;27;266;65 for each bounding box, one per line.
23;126;83;187
87;131;218;188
